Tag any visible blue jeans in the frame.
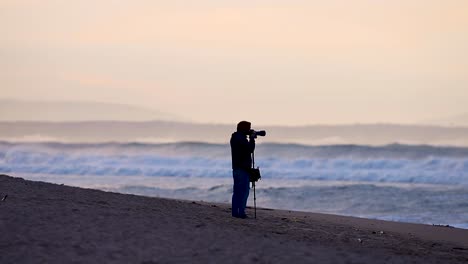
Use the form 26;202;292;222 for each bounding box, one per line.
232;169;250;216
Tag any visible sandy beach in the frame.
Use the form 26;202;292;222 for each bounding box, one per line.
1;174;467;263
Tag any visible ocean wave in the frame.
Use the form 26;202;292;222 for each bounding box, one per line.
2;141;468;158
1;141;468;185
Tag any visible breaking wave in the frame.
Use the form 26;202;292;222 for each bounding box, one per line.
1;141;468;185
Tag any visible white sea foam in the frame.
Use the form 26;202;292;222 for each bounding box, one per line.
1;142;468;185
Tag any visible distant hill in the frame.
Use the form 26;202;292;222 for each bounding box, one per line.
423;113;468;127
0;99;181;122
1;121;468;146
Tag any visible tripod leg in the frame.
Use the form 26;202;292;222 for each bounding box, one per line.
253;182;257;219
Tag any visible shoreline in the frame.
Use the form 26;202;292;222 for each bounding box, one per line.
1;174;468;263
10;172;468;230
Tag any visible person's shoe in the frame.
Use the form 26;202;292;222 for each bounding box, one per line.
238;214;248;219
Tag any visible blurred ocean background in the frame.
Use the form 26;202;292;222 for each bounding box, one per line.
2;140;467;228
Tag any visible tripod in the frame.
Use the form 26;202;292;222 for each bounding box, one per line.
252;150;258;219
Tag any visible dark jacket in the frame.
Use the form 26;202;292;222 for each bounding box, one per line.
230;131;255;170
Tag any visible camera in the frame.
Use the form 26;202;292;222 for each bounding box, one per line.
250;129;266;139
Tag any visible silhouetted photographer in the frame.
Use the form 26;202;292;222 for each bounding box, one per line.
230;121;265;219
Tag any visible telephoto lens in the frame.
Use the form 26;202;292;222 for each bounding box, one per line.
250;130;266;138
255;130;266;137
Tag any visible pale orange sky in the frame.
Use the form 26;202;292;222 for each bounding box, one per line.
1;0;467;125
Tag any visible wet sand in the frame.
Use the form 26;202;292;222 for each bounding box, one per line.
1;174;467;263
